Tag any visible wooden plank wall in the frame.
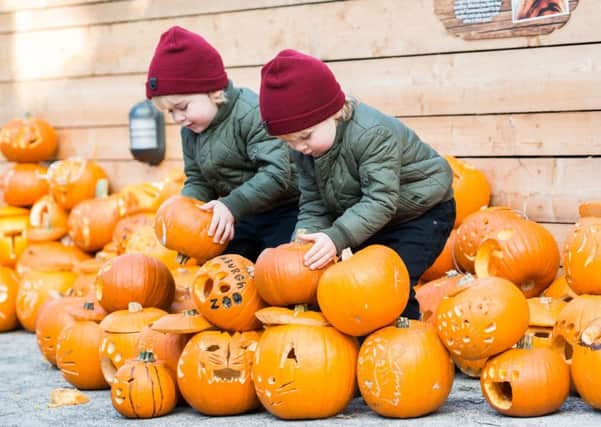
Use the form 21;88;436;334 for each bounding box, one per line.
1;0;601;249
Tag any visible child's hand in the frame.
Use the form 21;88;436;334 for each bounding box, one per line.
297;232;336;270
199;200;235;244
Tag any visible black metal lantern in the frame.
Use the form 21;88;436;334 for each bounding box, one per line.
128;100;165;166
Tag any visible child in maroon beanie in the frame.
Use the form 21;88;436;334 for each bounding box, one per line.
146;27;299;261
259;49;455;319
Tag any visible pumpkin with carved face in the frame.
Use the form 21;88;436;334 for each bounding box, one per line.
15;241;90;277
68;195;126;252
111;351;177;418
0;206;29;267
564;216;601;295
27;195;69;242
0;266;19;331
253;306;358;419
572;318;601;409
193;254;265;331
0;116;57;162
178;330;261;415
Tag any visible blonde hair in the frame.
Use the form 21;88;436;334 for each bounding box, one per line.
151;89;228;110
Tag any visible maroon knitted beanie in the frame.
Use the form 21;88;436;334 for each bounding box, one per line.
259;49;345;135
146;26;228;99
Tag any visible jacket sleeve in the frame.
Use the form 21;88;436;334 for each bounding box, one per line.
220;108;295;221
180;128;217;202
294;154;335;236
323;126;401;253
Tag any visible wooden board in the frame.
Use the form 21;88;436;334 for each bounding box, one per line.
435;0;579;40
1;0;601;81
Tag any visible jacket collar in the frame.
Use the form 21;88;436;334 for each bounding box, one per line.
207;80;240;130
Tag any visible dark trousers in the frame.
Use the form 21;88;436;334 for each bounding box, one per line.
225;203;299;262
356;198;456;320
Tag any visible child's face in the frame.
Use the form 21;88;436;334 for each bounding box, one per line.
160;94;218;133
279;116;337;157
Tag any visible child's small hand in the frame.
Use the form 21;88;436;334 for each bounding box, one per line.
297;232;336;270
199;200;235;244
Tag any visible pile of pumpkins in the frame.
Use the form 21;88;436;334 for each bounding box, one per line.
0;117;600;420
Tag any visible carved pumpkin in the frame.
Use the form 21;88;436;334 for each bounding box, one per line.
444;156;491;228
111;213;155;254
71;257;107;297
125;225;195;270
2;163;49;207
95;253;175;313
474;218;559;297
317;245;409;336
563;217;601;295
552;295;601;364
27;195;69;242
415;270;467;324
15;241;90;277
15;270;76;331
0;266;19;331
99;302;166;383
0;116;57;162
56;315;108;390
154;195;226;264
542;275;576;302
253;306;358;419
0;206;29;267
178;330;261;415
117;182;163;215
46;157;108;211
68;195;125;252
35;296;83;365
481;335;570;417
169;266;200;313
571;318;601;409
436;276;529;360
357;317;453;418
526;297;566;349
111;351;177;418
420;229;457;282
453;207;522;273
192;254;265;331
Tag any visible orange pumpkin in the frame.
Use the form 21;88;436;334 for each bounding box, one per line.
117;182;163;215
436;276;529;360
154;195;226;264
169;266;200;313
254;234;331;306
578;201;601;218
357;318;454;418
136;326;189;375
452;354;488;378
481;336;570;417
474;218;559;297
0;206;29;267
46;157;108;211
71;257;107;297
68;195;125;252
125;225;195;270
571;318;601;409
2;163;49;207
453;207;522;273
27;195;69;242
111;213;155;254
445;155;491;228
552;295;601;364
526;297;566;349
415;270;467;324
0;266;19;331
317;245;409;336
15;270;76;331
35;296;83;365
15;241;90;277
253;306;358;419
563;217;601;295
95;253;175;313
178;330;261;415
0;116;58;162
99;302;166;383
542;274;576;302
420;229;457;282
111;351;177;418
192;254;265;331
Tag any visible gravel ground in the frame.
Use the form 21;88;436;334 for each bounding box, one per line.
0;329;599;426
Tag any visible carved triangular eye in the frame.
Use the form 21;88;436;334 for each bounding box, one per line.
286;347;297;363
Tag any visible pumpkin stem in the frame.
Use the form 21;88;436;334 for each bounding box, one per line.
138;350;156;363
183;309;199;316
341;248;353;261
516;334;533;350
176;253;190;265
293;304;309;313
128;302;143;313
83;302;95;311
294;228;308;243
395;317;410;329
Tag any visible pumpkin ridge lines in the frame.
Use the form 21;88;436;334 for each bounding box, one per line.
128;365;140;418
153;364;164;415
145;363;157;417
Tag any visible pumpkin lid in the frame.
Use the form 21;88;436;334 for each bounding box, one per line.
151;309;214;334
527;297;566;327
73;257;106;275
99;302;167;333
255;305;329;327
67;301;107;322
